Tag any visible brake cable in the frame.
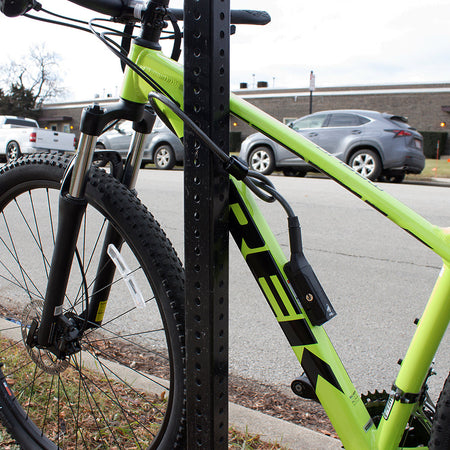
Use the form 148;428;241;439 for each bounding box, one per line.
147;91;300;216
23;4;292;213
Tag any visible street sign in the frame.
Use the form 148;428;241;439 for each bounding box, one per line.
310;70;316;92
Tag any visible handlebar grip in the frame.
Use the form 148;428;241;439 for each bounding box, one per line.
231;9;271;25
168;8;271;25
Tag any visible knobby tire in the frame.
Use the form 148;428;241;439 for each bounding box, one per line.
0;153;186;449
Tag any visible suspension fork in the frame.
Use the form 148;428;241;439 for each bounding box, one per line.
87;107;157;325
36;131;95;347
36;100;147;348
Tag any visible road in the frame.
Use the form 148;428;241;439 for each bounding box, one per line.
134;170;450;400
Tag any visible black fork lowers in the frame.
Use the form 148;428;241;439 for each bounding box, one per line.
34;100;148;352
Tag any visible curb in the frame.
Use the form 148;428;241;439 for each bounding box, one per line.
229;402;342;449
404;177;450;187
0;318;339;449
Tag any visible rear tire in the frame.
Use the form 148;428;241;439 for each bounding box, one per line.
0;153;186;448
429;373;450;449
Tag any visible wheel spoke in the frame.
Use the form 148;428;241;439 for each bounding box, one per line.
0;155;185;447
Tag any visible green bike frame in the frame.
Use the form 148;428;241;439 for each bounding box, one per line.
120;43;450;450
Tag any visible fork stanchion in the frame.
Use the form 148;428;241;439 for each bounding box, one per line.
184;0;230;448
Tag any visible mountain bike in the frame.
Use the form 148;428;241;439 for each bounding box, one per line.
0;0;449;448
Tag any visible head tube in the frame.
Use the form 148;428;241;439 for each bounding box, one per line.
120;43;185;138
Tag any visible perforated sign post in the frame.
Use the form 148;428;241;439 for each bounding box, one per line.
184;0;230;448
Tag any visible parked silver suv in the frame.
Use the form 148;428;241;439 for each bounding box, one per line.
96;118;183;169
239;110;425;182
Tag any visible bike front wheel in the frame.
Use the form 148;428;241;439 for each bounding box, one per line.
0;154;186;449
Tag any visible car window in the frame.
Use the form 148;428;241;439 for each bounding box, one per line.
154;118;166;130
5;118;38;127
116;121;134;134
291;114;328;130
326;113;367;127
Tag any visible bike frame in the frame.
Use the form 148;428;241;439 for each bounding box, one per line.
87;42;450;449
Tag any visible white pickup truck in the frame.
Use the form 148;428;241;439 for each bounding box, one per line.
0;115;76;163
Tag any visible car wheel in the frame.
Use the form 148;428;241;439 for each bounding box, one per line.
248;146;275;175
348;149;381;181
95;142;106;149
154;144;176;170
6;141;21;163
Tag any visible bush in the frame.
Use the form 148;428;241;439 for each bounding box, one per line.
420;131;448;158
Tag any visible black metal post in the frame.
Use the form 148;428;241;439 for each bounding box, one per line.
184;0;230;448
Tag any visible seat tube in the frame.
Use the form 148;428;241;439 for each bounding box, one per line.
376;262;450;449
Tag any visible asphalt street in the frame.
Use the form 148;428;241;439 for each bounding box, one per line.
134;170;450;402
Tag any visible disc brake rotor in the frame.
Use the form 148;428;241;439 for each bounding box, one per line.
21;300;70;375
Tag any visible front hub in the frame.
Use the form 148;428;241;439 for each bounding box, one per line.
22;301;83;374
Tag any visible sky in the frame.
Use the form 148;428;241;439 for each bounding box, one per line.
0;0;450;102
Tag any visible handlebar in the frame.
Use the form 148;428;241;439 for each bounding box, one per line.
67;0;270;25
67;0;135;18
168;8;271;26
0;0;271;25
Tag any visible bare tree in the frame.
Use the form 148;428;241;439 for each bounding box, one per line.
0;43;64;109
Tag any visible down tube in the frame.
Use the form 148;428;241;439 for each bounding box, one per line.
230;94;450;263
229;179;376;449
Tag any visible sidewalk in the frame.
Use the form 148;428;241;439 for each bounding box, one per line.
0;318;338;449
230;402;342;449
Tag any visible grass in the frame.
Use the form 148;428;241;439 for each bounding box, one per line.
229;427;288;449
0;337;167;449
0;336;285;449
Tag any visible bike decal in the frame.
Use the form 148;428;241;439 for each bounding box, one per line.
229;181;375;447
382;394;395;421
229;204;265;249
2;381;12;397
279;318;316;346
301;348;343;394
94;300;108;323
229;184;302;317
